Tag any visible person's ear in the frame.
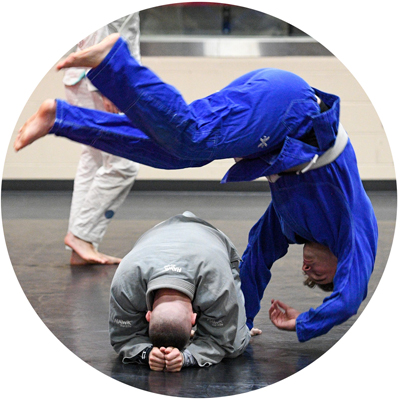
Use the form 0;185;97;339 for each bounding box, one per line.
145;310;152;322
191;312;197;326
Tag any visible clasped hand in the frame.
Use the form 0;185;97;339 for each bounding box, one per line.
149;346;184;372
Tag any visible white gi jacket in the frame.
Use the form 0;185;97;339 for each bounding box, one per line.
109;212;251;367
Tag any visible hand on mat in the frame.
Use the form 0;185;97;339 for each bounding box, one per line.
269;299;300;331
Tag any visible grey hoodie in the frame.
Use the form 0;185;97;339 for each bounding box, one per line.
109;211;251;367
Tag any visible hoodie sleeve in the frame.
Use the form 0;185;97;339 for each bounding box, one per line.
186;277;242;367
186;251;250;367
109;265;152;363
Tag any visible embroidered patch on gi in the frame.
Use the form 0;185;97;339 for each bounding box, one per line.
105;210;115;219
206;318;224;327
113;318;132;328
258;135;270;148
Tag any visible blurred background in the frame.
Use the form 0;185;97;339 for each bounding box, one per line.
3;2;394;191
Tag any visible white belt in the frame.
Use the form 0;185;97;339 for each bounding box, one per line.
267;124;349;183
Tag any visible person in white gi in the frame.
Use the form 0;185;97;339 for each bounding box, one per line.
109;212;261;372
63;14;140;265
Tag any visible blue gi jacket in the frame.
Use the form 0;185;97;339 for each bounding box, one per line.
233;90;378;341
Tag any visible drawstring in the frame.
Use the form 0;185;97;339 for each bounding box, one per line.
297;154;319;174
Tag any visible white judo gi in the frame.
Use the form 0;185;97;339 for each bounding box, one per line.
63;13;140;247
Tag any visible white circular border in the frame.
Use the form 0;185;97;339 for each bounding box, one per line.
1;1;398;399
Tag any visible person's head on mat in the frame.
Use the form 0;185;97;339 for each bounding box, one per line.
146;288;197;350
302;242;337;292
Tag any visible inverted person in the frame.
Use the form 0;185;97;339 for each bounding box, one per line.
15;33;378;344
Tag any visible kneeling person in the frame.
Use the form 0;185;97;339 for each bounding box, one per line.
109;212;260;372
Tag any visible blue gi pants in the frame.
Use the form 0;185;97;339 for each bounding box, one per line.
52;37;321;169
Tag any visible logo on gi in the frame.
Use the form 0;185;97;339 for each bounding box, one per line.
164;264;182;273
258;135;270;149
114;318;132;328
206;317;224;327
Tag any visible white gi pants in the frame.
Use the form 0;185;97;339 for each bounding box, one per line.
65;79;139;247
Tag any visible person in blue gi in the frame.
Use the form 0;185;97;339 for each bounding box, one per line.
15;33;378;343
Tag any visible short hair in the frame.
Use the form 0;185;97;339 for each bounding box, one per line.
303;276;334;292
149;316;191;350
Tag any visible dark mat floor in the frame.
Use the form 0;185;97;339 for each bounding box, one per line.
2;190;396;398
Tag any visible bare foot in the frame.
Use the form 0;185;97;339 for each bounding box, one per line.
14;99;56;151
250;327;262;336
56;33;120;71
69;250;92;266
65;231;121;265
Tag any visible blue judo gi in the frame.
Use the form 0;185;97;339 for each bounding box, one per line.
51;37;378;342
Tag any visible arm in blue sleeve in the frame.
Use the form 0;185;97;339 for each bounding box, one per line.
239;203;289;329
296;237;375;341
